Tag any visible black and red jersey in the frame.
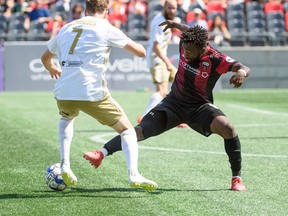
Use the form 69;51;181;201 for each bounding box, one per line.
171;43;237;105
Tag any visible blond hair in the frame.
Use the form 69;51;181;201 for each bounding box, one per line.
86;0;109;15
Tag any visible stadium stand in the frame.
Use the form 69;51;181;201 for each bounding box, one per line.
0;22;7;41
266;11;286;45
26;20;49;41
1;0;288;46
147;2;163;24
6;22;26;41
226;3;246;46
127;12;147;41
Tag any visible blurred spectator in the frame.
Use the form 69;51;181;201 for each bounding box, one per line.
50;0;70;18
176;0;188;20
209;14;231;46
27;0;51;22
25;0;52;31
177;0;191;13
188;0;206;11
227;0;244;4
284;0;288;12
206;0;226;18
1;0;14;18
48;14;66;39
12;0;32;14
57;0;70;13
108;0;128;27
264;0;284;14
68;2;84;22
245;0;264;3
171;16;181;43
187;8;208;29
0;0;9;15
285;11;288;31
41;0;58;8
128;0;147;16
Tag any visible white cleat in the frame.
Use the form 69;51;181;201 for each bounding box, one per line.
129;172;158;192
61;165;77;187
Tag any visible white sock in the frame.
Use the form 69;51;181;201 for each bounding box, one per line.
144;92;164;115
100;147;108;157
121;128;139;175
58;117;74;170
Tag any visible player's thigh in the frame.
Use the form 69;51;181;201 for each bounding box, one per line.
56;100;80;119
78;97;123;127
150;62;169;84
155;82;169;96
210;115;236;138
188;103;225;137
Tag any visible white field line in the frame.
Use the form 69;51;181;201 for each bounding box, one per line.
226;104;288;117
89;133;288;159
236;123;288;128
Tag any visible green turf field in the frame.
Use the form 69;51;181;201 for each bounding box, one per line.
0;89;287;216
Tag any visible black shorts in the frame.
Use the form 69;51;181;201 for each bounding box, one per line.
139;95;225;138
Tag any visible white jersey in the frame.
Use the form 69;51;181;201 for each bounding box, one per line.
47;16;132;101
146;14;172;68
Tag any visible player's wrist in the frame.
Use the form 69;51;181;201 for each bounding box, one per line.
238;69;247;77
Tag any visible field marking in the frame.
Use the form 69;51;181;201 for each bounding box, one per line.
235;123;288;128
227;104;288;117
89;133;288;159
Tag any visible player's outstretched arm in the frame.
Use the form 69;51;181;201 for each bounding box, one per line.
124;40;146;57
159;20;189;32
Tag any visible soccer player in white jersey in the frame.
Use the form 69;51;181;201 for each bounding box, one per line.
41;0;157;191
138;0;187;128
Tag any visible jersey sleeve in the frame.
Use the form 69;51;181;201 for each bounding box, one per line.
216;55;238;74
154;25;165;44
47;37;58;54
107;25;132;48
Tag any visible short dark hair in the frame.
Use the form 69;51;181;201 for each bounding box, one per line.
181;25;209;48
86;0;109;14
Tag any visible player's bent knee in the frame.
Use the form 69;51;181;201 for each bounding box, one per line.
211;116;236;138
135;126;144;141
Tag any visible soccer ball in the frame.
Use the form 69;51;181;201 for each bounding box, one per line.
44;163;67;191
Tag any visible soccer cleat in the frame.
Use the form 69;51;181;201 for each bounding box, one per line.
177;123;188;128
83;150;104;168
137;115;144;123
129;172;158;192
61;168;77;187
231;176;246;191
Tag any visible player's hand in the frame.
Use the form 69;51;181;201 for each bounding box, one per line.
159;20;175;32
166;62;176;72
229;70;246;88
50;68;62;79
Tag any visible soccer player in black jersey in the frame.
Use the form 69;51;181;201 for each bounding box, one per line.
83;21;251;191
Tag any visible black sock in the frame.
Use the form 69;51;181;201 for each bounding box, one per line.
224;135;242;177
104;135;122;156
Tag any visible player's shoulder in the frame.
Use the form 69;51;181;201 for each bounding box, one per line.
151;13;165;25
207;45;228;60
207;46;237;65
